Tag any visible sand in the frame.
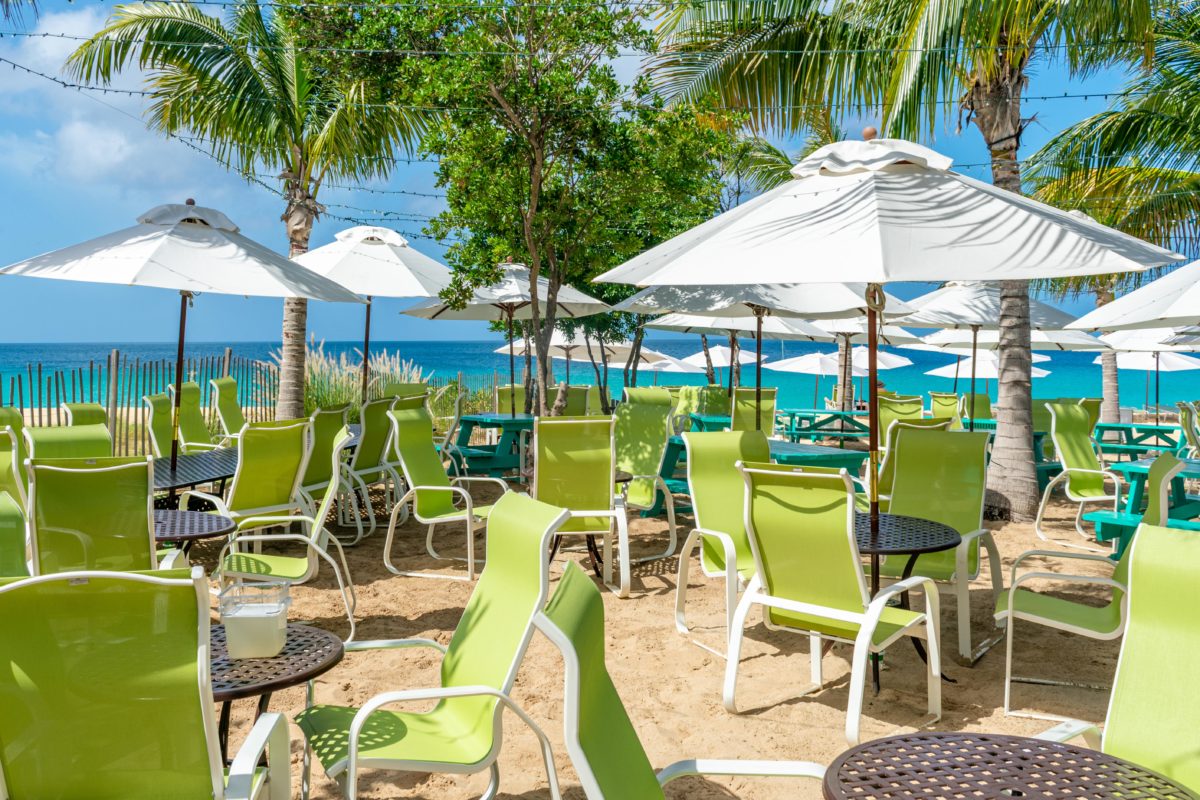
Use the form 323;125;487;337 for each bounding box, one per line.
193;487;1119;799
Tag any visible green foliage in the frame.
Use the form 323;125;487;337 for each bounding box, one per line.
280;340;431;419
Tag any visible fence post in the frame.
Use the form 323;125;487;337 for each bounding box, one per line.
222;347;233;377
106;348;120;431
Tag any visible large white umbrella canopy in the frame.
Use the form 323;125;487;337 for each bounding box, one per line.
850;346;911;370
767;351;867;407
682;345;766;368
1095;351;1200;371
928;356;1050;380
0;201;364;466
295;225;452;400
815;319;923;346
919;328;1107;351
897;281;1078;330
1069;261;1200;332
497;333;679;379
646;312;829;340
615;282;914;318
1099;329;1200;422
642;355;707;374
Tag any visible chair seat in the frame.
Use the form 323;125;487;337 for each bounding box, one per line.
297;702;494;776
994;588;1122;636
223;552;310;581
768;604;924;646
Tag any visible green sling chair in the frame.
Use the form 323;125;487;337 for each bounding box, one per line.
1038;523;1200;792
549;385;589;415
534;415;633;597
960;392;992;421
1078;397;1102;433
431;392;465;475
534;562;826;799
614;401;686;561
1032;400;1056;459
882;428;998;663
585;384;603;414
169;381;224;450
384;406;509;581
0;566;291;799
0;409;28;503
1178;401;1200;457
342;396;403;544
218;427;358;642
144;392;173;458
61;401;107;426
876;394;924;449
670;385;703;434
624;386;673;405
874;417;953;512
301;404;350;504
727;464;941;745
676;430;771;650
379;381;428;400
496;383;527;415
699;384;730;416
997;452;1183;719
1035;401;1121;550
731;387;778;433
928;392;962;429
26;456;187;574
211;375;248;442
24;423;112;459
0;424;27;577
296;492;568;800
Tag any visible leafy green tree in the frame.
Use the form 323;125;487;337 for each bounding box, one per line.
652;0;1158;519
65;0;424;418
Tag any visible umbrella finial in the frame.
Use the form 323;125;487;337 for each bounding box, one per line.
862;126;878;141
185;198;195;206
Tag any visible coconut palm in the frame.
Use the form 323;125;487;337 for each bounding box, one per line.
651;0;1157;520
65;0;424;419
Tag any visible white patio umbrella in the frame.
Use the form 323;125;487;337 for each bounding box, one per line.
642;354;707;374
596;134;1181;535
493;329;593;381
850;346;911;370
646;312;829;340
404;263;610;415
0;200;364;468
1069;260;1200;332
1098;328;1200;422
766;351;868;407
927;355;1051;380
295;226;451;400
682;345;766;368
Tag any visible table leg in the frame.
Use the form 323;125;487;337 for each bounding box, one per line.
1125;475;1147;515
871;554;881;694
218;700;232;764
898;555;956;684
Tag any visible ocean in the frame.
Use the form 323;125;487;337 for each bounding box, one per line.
0;338;1189;411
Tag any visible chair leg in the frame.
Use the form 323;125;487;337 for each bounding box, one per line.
809;632;824;688
674;530;702;634
925;608;942;723
481;762;501;800
721;590;756;713
845;636;873;746
605;516;631;598
1033;474;1066;544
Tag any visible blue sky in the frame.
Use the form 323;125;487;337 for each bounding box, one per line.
0;1;1132;344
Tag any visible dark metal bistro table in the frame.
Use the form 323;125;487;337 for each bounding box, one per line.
153;509;236;552
823;732;1198;800
154;447;240;493
855;512;961;692
210;622;344;762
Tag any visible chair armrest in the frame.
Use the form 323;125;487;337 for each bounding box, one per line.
959;528;993;545
233;514;312;531
1037;719;1103;749
657;758;825;786
449;476;510;494
157;548;190;570
1009;548;1116;586
179;489;229;515
1010;571;1125;595
344;637;448;655
226;711;289;800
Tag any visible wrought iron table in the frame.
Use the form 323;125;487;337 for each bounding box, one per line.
153;509;236;552
154;447;240;492
823;732;1197;799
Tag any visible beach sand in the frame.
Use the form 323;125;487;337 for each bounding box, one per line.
197;487;1118;799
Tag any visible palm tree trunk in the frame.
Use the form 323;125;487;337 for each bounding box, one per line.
729;333;741;391
836;335;853;411
1095;286;1120;422
699;334;716;383
276;214;314;420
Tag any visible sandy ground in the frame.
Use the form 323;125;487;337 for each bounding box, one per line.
193;485;1120;799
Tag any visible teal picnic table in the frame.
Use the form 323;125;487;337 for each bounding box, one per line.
1087;457;1200;557
452;412;536;477
688;413;732;432
1095;421;1183;461
785;408;870;443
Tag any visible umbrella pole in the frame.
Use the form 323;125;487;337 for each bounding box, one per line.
866;284;883;572
170;291;191;472
755;309;764;431
813;376;819;409
360;296;372;403
969;325;979;432
507;312;516;418
952;355;961;393
727;331;735;397
1156;352;1161;425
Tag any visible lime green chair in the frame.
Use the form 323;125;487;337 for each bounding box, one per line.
169;381;223;451
997;452;1183;719
670;386;703;432
26;456;186;574
585;384;604;414
1078;397;1102;432
1039;523;1200;791
624;387;672;405
1035;401;1120;549
0;566;291;798
380;381;427;400
24;423;112;459
343;397;402;543
876;394;923;448
883;428;998;663
676;430;771;647
0;423;27;577
210;375;248;441
384;406;510;581
928;392;962;429
874;417;953;511
699;384;730;416
496;383;526;415
614;401;684;560
535;415;632;597
534;562;825;798
301;404;350;505
727;464;941;744
960;392;992;421
296;492;568;800
218;427;358;641
144;392;173;458
0;408;28;505
1032;399;1056;458
61;402;107;426
550;385;589;414
731;387;777;433
1179;401;1200;457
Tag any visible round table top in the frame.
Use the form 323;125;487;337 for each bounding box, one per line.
854;512;961;556
210;623;344;702
823;732;1197;800
154;509;237;543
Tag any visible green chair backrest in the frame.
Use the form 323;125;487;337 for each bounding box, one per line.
27;456;154;574
698;385;730;416
586;384;604;414
672;386;702;419
210;375;247;436
538;562;666;799
226;420;311;515
380;381;427;400
1078;398;1102;432
1047;401;1106;498
877;395;924;444
389;406;457;519
888;429;989;576
349;397;394;473
302;404;350;491
928;392;962;430
876;418;953;498
614;403;670;509
61;402;107;426
534;416;615;534
1103;525;1200;790
311;427;354;550
731;387;777;432
0;414;27;507
623;387;672;406
960;392;992;420
741;464;866;628
551;385;590;415
0;491;25;577
144;392;173;458
682;431;771;576
168;382;214;448
0;568;222;797
438;493;569;762
1178;402;1200;451
1143;453;1184;530
1032;400;1056;458
24;424;112;460
497;384;526;414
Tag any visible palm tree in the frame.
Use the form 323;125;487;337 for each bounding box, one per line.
66;1;423;419
1;0;35;22
652;1;1157;520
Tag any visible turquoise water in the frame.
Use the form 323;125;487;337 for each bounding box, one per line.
0;339;1189;410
